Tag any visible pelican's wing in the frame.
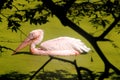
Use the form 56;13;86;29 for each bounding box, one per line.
40;37;90;53
69;38;91;53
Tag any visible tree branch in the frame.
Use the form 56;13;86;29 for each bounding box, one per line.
63;0;76;14
41;0;92;39
99;15;120;39
41;1;120;79
29;57;53;80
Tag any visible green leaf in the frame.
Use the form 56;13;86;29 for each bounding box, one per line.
14;14;23;21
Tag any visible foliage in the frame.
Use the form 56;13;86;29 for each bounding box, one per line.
0;0;50;32
0;0;120;80
67;0;120;29
0;0;120;33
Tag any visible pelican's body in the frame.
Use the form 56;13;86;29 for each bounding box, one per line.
14;29;90;56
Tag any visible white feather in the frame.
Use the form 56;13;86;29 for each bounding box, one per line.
40;37;90;53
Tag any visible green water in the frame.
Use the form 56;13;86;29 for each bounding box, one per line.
0;17;120;80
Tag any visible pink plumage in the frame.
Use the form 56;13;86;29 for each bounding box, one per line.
13;29;91;56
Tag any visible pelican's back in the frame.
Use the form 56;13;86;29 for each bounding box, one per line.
40;37;90;53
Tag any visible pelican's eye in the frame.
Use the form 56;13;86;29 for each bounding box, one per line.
28;30;41;40
28;33;36;40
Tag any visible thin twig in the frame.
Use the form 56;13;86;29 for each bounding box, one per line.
29;57;53;80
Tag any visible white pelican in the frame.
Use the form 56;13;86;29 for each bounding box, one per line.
13;29;90;56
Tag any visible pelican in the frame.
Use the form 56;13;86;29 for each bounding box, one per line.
13;29;91;56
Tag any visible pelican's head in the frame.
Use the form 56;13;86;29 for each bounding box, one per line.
13;29;44;55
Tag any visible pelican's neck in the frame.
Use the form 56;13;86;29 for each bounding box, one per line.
30;30;44;54
30;43;37;54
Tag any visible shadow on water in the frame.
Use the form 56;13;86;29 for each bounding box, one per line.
32;70;78;80
0;70;120;80
0;72;30;80
0;70;78;80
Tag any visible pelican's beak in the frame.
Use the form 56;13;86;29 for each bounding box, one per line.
13;37;32;55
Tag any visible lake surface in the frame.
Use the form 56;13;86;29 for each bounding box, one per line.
0;17;120;80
